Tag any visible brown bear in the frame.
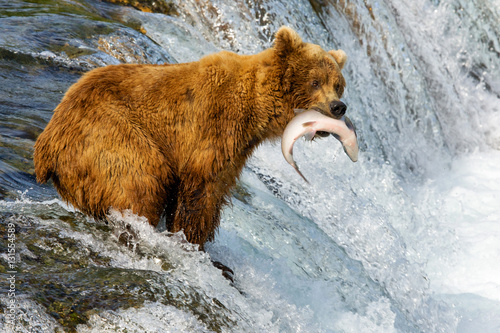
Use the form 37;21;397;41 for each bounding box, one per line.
34;27;348;248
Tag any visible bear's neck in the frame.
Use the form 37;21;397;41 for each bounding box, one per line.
203;48;292;164
193;47;290;180
241;48;291;146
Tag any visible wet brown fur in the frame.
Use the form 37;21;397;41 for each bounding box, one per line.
34;27;347;247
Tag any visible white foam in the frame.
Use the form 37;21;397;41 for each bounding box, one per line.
420;149;500;302
78;302;213;333
0;296;62;333
332;298;397;333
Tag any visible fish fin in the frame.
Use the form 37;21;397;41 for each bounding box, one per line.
301;122;317;141
302;121;316;128
303;130;316;141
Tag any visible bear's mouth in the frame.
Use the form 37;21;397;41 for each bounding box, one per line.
315;131;330;138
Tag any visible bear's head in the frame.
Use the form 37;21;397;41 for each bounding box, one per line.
274;27;348;121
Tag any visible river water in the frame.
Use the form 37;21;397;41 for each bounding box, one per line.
1;0;499;332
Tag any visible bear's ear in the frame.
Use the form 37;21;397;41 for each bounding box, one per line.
274;26;303;58
328;49;347;70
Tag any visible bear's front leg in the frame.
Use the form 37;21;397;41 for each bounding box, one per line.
171;173;228;250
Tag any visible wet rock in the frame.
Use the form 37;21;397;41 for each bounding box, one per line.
103;0;179;15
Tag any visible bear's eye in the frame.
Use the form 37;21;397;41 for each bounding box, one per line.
311;80;320;89
335;82;344;97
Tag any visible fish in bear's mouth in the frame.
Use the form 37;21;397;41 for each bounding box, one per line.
281;108;358;183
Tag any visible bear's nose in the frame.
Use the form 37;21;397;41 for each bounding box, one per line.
330;100;347;117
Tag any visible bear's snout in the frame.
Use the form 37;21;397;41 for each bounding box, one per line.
329;100;347;118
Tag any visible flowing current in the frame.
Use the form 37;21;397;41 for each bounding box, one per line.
1;0;499;332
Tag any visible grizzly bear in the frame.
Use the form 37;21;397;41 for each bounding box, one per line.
34;27;348;248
